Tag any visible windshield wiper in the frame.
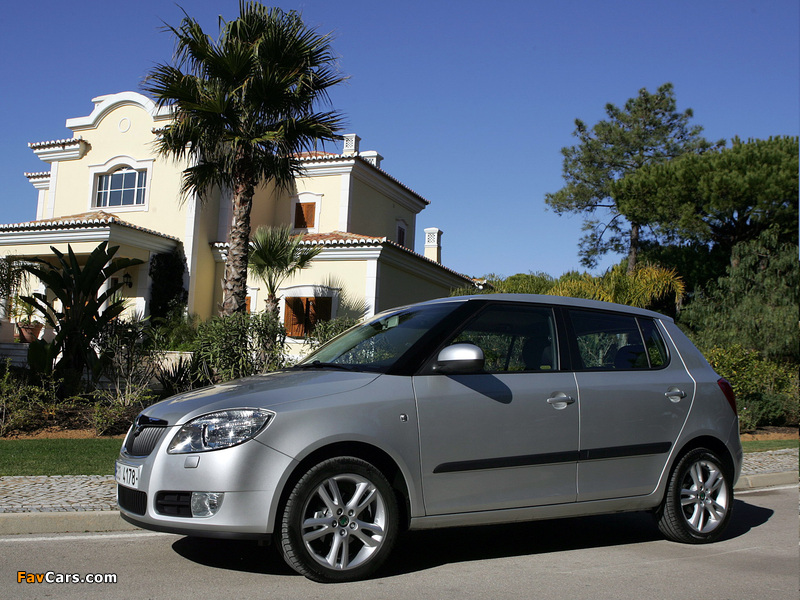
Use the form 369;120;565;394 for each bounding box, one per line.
293;361;354;371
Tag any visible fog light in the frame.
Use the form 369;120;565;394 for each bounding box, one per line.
191;492;224;518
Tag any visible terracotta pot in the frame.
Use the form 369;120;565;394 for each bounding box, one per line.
17;323;43;343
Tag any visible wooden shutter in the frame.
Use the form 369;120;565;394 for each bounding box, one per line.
294;202;316;229
284;297;306;337
308;297;332;332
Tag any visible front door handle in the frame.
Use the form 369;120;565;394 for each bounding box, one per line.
665;388;687;402
547;394;575;410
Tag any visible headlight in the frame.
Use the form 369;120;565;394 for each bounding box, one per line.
167;408;274;454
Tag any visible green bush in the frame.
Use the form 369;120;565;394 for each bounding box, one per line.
0;364;78;436
195;311;286;382
704;345;799;431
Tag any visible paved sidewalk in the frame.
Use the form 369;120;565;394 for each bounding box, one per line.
0;448;796;535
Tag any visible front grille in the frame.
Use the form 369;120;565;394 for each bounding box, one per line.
156;491;192;517
123;426;166;457
118;485;147;516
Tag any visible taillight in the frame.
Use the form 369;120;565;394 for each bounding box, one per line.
717;378;737;416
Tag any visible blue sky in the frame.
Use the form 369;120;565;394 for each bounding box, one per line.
1;0;797;279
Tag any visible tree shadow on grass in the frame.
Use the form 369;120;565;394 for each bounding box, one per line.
170;498;773;578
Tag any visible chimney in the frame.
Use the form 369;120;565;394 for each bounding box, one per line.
424;227;443;263
359;150;383;169
342;133;360;156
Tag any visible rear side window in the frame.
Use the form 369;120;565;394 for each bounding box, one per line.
568;310;668;370
639;318;669;367
449;304;558;372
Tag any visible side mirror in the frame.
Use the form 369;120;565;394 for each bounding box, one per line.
434;343;485;374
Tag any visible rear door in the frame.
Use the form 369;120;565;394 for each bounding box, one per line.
414;303;579;515
567;309;695;501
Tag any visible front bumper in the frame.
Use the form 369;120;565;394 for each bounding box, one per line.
116;427;294;538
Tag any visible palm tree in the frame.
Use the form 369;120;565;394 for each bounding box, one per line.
547;263;685;310
144;3;345;316
248;225;322;316
20;242;143;388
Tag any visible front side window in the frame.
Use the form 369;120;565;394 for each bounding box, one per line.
449;304;557;372
95;168;146;208
297;302;459;372
569;309;667;370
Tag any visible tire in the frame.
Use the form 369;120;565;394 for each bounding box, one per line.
279;457;399;582
655;447;733;544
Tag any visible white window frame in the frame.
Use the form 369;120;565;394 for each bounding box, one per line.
88;155;154;213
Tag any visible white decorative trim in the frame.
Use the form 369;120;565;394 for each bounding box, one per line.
30;138;89;163
0;225;177;255
66;91;172;131
184;192;201;313
338;172;351;232
279;284;341;324
46;162;58;219
87;155;154;213
364;257;380;318
291;191;323;234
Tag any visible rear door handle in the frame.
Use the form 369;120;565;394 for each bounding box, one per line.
547;394;575;410
665;388;687;402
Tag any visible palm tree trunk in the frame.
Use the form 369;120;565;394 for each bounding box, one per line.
220;184;254;316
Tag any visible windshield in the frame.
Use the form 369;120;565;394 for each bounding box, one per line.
296;302;460;373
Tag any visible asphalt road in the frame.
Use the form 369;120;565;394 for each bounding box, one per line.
2;485;797;600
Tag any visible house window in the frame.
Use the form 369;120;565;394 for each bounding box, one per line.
294;202;316;229
95;167;147;208
284;296;332;338
396;224;407;247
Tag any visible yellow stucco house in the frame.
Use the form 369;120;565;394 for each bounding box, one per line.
0;92;473;344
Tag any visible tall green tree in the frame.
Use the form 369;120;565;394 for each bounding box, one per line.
144;2;345;316
616;136;799;258
679;227;799;363
248;225;321;316
545;83;718;271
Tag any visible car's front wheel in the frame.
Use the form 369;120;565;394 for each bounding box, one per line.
656;447;733;543
279;457;399;582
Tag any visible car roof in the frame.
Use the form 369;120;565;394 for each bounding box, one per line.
416;294;673;322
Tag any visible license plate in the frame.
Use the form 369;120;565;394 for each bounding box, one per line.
115;461;141;489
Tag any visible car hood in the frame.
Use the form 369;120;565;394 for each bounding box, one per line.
140;369;381;425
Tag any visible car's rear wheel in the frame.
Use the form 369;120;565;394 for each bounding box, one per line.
279;457;398;582
656;447;733;543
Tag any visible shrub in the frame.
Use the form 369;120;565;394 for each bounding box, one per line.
0;364;76;436
195;312;286;382
704;345;799;431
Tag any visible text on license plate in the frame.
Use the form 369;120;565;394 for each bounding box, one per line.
115;462;141;489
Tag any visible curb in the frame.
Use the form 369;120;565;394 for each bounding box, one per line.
0;472;795;537
734;471;797;491
0;511;138;536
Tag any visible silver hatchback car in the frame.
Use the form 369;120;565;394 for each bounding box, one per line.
116;295;742;582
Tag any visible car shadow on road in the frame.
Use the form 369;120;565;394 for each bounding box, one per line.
171;537;294;576
169;498;774;578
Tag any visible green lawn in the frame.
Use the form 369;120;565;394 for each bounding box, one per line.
740;438;798;453
0;437;796;477
0;439;122;476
